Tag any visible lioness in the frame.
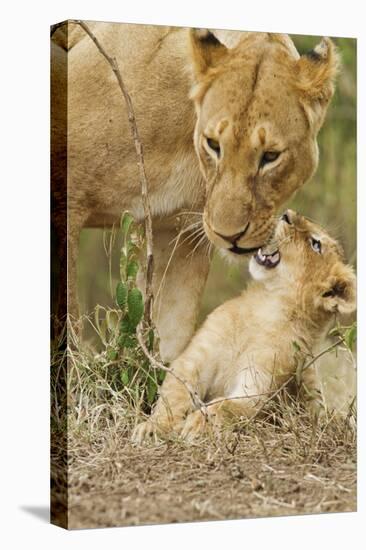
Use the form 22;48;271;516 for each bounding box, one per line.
132;210;356;443
51;23;339;360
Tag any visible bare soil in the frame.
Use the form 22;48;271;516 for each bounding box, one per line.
52;411;356;529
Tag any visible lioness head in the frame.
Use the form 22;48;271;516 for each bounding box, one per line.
189;30;339;257
249;209;356;319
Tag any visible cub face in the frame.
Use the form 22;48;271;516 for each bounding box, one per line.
189;30;339;258
249;209;356;318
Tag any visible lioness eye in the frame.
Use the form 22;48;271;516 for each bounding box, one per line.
260;151;280;167
310;238;322;254
206;138;221;156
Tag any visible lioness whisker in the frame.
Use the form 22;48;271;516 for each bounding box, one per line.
154;234;183;316
156;219;206;310
187;233;208;259
155;226;206;315
170;226;205;253
169;221;203;247
205;241;213;259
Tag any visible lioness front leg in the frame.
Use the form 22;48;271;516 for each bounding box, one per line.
67;208;89;339
150;221;210;362
52;205;87;342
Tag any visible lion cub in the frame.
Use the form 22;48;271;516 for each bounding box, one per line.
133;210;356;443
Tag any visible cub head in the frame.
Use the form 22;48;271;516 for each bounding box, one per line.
189;29;339;258
249;209;356;319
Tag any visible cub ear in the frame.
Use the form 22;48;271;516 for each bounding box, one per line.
321;265;356;316
294;38;340;132
189;29;228;79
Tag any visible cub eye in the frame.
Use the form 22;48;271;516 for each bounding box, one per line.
206;138;221;156
260;151;280;168
310;237;322;254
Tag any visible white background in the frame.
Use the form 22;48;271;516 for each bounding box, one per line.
1;0;364;548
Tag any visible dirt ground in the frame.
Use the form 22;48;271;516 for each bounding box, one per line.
51;409;356;530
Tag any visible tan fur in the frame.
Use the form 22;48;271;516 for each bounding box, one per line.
51;22;339;359
132;211;356;443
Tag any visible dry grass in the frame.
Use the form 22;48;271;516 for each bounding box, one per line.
51;333;357;530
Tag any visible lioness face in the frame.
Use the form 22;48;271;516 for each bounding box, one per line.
249;209;356;317
190;31;339;258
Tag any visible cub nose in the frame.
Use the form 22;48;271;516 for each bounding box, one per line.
214;222;250;245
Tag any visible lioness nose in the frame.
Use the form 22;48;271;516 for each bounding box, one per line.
214;223;249;245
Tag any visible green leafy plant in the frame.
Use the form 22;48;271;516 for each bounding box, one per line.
329;321;357;353
92;212;165;411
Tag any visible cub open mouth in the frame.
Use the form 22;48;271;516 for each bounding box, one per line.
254;248;281;268
229;245;261;255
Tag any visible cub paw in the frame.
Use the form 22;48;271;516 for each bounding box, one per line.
181;409;209;441
131;420;158;445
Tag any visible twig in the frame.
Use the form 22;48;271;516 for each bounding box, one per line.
74;20;154;325
253;491;295;509
136;326;206;411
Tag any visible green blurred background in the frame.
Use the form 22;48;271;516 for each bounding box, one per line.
79;34;356;324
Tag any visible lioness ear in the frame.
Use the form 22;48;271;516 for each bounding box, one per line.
321;265;356;316
190;29;228;79
295;38;340;132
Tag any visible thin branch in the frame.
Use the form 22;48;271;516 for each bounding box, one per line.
74;19;154;325
136;326;206;411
